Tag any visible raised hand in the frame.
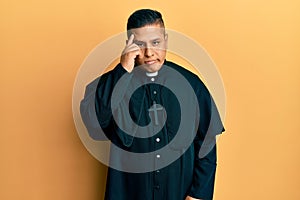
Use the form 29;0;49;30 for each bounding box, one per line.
120;34;141;73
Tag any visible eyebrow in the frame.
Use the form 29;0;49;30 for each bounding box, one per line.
133;40;145;43
133;38;162;43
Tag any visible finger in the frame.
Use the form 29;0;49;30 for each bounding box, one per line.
129;49;141;57
129;46;142;56
123;43;140;54
126;34;134;46
122;45;140;57
127;44;140;51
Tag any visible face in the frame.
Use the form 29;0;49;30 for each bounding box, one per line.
130;24;168;73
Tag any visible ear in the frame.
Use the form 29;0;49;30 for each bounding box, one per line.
164;33;168;41
164;33;168;49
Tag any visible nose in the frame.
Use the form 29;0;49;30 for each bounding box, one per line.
144;47;154;57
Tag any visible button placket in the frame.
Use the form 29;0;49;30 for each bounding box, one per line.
146;78;162;198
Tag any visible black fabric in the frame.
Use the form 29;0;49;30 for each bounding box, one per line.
81;61;224;200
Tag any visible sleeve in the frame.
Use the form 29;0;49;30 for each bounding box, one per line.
80;63;131;142
80;76;105;140
95;63;137;146
188;82;225;200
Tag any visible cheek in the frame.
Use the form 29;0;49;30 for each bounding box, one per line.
157;50;166;59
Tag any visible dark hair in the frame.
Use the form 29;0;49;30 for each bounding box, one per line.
127;9;165;31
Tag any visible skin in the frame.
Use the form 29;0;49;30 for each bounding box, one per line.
120;23;168;73
185;196;201;200
120;23;202;200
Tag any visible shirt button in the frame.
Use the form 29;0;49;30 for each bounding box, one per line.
156;154;160;158
154;185;160;189
151;77;155;82
156;138;160;143
153;90;157;94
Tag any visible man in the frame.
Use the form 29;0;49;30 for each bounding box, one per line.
81;9;224;200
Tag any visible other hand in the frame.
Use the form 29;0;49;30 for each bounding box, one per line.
185;196;202;200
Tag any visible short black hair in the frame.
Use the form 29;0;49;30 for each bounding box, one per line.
127;9;165;31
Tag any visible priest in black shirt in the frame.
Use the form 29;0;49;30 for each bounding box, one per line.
80;9;224;200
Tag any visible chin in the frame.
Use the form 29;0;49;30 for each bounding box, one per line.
141;63;163;73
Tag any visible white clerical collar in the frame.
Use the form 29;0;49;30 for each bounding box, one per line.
146;71;158;77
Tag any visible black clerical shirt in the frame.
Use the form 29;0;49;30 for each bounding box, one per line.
81;60;224;200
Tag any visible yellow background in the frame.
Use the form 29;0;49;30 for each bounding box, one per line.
1;0;299;199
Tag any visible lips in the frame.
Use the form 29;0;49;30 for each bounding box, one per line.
144;60;156;65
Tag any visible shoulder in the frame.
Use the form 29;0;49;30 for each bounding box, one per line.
96;63;127;85
164;60;207;91
101;63;126;78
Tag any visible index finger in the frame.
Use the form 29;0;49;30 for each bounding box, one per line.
126;34;134;46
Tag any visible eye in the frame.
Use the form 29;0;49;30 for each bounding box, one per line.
152;41;160;46
135;42;145;47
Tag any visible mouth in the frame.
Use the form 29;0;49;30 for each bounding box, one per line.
144;60;157;65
